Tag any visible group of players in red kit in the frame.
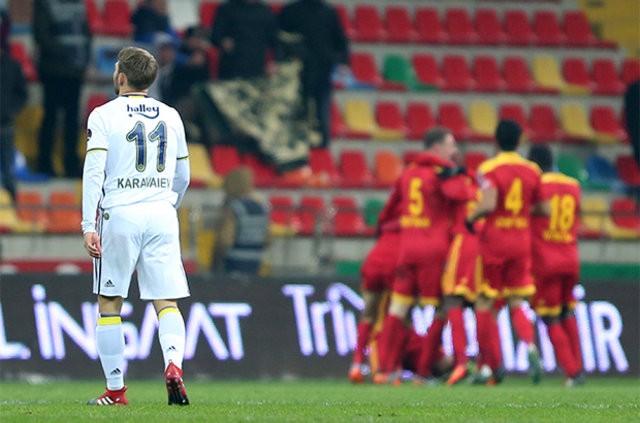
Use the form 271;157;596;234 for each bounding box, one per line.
349;120;585;387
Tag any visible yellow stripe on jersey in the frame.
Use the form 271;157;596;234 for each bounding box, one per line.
98;316;122;325
418;296;440;307
87;148;108;153
535;305;563;317
541;172;580;186
503;285;536;298
391;292;415;306
158;306;180;319
478;152;542;175
442;234;464;294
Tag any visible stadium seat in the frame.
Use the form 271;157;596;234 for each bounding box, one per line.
591;105;627;144
375;101;406;139
349;52;382;89
344;99;377;139
330;102;346;139
592;58;626;95
562;57;594;95
338;149;373;188
10;42;37;82
243;154;276;188
532;55;565;93
85;93;109;120
335;4;355;39
529;104;563;142
560;103;595;142
616;155;640;187
504;9;535;46
15;191;47;232
102;0;133;36
469;101;497;141
0;189;18;233
373;150;402;187
611;198;640;234
503;56;537;93
444;8;477;45
199;1;219;29
384;6;416;43
205;46;219;80
562;11;601;47
473;56;505;92
381;54;415;91
210;145;241;175
557;153;588;185
406;102;435;140
621;58;640;85
85;0;104;34
308;148;339;187
412;54;443;91
363;197;385;228
463;151;488;171
189;143;222;188
532;10;565;46
331;196;369;237
269;195;299;230
475;8;505;45
438;103;472;141
268;2;282;14
586;154;619;191
579;196;607;239
298;195;326;236
47;191;82;234
353;5;385;42
498;104;529;138
415;7;447;44
441;54;475;91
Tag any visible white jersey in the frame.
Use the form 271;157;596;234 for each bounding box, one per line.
82;94;190;233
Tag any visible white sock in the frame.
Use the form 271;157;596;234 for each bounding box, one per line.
96;315;125;390
158;307;186;370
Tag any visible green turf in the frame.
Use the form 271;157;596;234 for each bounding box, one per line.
1;378;638;422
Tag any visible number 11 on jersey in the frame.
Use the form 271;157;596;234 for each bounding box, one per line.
126;121;167;172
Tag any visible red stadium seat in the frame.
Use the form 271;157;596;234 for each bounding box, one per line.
503;56;536;93
438;103;472;140
9;42;37;82
269;195;299;229
298;195;326;236
533;10;565;46
444;8;477;45
330;102;346;139
463;151;488;172
592;58;626;95
335;4;355;39
47;191;82;234
353;5;385;42
309;148;340;187
504;9;535;46
529;104;563;142
243;155;276;188
86;0;105;34
385;6;416;43
415;7;447;44
563;57;594;90
331;196;369;237
498;103;530;137
16;191;47;230
475;8;505;45
375;101;407;137
406;102;435;141
373;150;402;187
102;0;133;36
199;1;219;29
621;58;640;85
616;155;640;186
441;55;475;91
473;56;505;92
349;52;383;88
338;150;373;188
412;54;444;90
611;198;640;233
562;11;599;47
591;105;627;142
210;145;241;175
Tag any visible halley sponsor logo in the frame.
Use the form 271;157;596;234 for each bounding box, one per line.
127;104;159;119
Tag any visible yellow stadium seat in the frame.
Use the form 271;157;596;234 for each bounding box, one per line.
580;196;639;240
14;105;43;164
0;189;32;233
469;101;498;140
532;55;565;92
560;103;594;141
344;99;378;138
188;143;222;188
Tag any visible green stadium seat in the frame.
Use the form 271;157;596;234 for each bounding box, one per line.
363;197;385;228
381;54;415;91
557;154;588;185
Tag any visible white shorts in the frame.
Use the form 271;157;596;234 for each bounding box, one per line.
93;201;190;300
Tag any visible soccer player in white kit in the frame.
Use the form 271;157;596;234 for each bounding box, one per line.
82;47;191;406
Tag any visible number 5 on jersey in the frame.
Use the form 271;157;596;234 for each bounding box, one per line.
126;121;167;172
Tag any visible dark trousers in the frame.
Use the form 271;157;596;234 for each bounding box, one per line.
309;78;332;148
0;125;16;201
37;73;82;177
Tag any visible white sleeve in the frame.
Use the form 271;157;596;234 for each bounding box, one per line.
172;112;190;209
81;110;108;233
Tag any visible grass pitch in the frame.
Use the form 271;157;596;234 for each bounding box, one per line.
0;377;638;422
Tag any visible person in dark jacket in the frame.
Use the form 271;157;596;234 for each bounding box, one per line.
131;0;174;44
33;0;91;177
624;79;640;167
0;10;28;201
210;0;278;80
278;0;350;147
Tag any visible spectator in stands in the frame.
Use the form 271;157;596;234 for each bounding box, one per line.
0;9;27;201
278;0;350;147
33;0;91;178
170;26;211;104
147;34;177;102
624;79;640;167
210;0;278;80
131;0;175;45
213;166;269;275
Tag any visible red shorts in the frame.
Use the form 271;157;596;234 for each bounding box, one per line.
532;272;578;317
361;233;400;292
442;233;479;302
478;255;535;299
392;253;447;307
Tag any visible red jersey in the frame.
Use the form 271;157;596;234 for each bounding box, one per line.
396;152;471;264
477;151;543;260
531;172;581;277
